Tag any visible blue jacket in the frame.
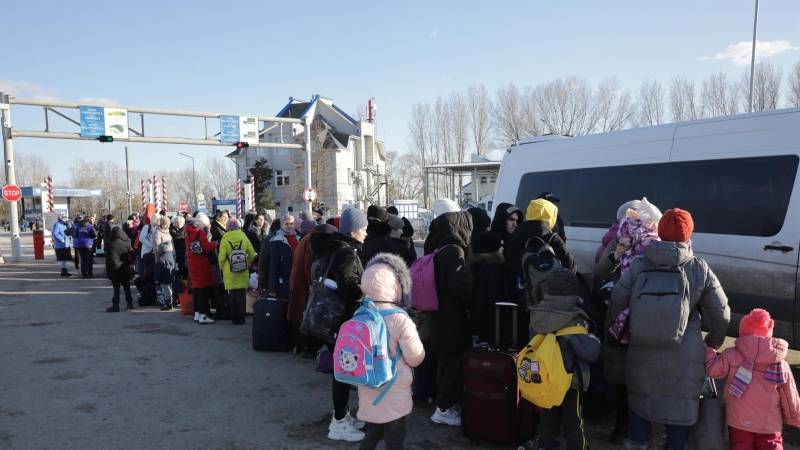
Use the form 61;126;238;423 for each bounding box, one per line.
74;223;96;249
52;221;69;249
269;232;296;299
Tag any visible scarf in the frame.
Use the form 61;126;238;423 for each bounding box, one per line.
728;359;789;398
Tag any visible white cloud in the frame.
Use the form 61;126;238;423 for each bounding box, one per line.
440;77;450;83
698;40;800;66
78;97;118;106
429;31;437;38
0;79;60;101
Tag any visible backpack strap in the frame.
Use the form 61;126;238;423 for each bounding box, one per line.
369;303;409;406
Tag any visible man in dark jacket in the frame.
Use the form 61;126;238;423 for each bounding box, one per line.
387;213;416;267
357;205;397;267
428;210;473;427
490;202;524;243
538;191;566;242
102;214;115;249
469;231;509;345
105;227;135;312
309;208;369;441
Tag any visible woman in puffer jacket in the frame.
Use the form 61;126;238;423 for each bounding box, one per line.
356;253;425;450
185;213;219;324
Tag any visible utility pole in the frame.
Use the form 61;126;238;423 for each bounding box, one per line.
748;0;760;113
1;92;21;262
179;153;197;211
303;115;312;214
125;146;132;217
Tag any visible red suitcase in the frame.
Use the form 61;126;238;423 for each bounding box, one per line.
462;302;541;449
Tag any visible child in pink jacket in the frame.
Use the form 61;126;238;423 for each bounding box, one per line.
704;309;800;450
356;253;425;450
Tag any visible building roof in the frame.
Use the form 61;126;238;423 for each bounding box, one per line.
425;161;501;173
21;187;103;198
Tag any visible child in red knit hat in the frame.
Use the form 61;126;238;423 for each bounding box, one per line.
704;309;800;449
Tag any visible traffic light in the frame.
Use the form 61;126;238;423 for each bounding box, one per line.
98;135;113;143
236;142;249;149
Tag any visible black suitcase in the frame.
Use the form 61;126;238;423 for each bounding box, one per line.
252;297;292;351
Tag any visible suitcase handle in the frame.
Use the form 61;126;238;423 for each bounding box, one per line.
494;302;518;349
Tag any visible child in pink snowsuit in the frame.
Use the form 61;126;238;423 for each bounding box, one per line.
704;309;800;450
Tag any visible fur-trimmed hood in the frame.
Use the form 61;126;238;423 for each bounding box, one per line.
469;251;504;267
363;252;412;307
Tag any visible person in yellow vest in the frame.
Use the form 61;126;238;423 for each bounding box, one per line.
528;268;601;450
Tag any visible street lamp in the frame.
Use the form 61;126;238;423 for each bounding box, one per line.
179;152;197;211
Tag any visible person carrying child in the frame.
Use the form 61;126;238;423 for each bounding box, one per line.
153;215;176;311
704;308;800;450
528;268;602;450
355;253;425;450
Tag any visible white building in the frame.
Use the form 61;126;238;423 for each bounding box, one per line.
228;95;387;215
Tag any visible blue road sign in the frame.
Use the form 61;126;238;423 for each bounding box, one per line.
220;115;240;144
80;106;105;138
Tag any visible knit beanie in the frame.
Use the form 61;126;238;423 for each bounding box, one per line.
658;208;694;243
526;199;558;229
617;200;642;222
433;198;459;217
468;208;491;232
475;231;503;254
339;208;368;234
546;268;579;297
194;212;210;228
367;205;389;223
299;220;316;235
401;217;414;238
739;308;774;338
386;206;399;215
299;210;312;221
387;213;404;231
316;223;338;234
226;218;240;231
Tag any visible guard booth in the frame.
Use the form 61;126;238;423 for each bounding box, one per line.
19;186;104;230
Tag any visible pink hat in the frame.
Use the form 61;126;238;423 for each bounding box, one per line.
739;308;774;338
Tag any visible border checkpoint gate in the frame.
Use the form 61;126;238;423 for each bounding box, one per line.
1;92;314;262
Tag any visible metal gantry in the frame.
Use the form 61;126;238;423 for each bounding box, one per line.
0;93;313;262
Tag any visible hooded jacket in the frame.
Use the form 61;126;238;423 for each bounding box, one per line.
309;232;364;315
269;230;296;299
210;219;226;243
528;294;602;391
52;219;69;249
490;202;524;242
184;224;219;289
429;211;474;354
357;219;397;267
74;220;97;249
610;241;730;426
218;229;256;290
705;335;800;433
138;209;156;255
390;236;417;268
153;226;175;284
169;224;187;271
105;227;134;282
288;229;318;322
356;253;426;424
469;250;511;345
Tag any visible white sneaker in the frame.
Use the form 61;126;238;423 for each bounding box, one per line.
198;314;214;324
327;416;365;442
328;410;364;430
193;312;200;322
431;407;461;426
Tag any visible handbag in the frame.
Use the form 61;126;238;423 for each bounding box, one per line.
688;376;728;450
300;249;347;344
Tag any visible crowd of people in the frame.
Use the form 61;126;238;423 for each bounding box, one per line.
48;195;800;450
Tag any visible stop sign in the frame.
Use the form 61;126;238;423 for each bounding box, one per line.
2;185;21;202
179;201;188;212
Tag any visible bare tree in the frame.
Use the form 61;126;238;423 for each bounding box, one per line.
669;76;702;122
635;79;666;127
386;151;424;201
493;83;539;148
467;84;492;156
789;59;800;107
534;76;600;136
595;76;635;132
406;102;433;207
702;71;743;117
14;152;52;188
448;91;470;163
743;61;783;112
202;156;237;200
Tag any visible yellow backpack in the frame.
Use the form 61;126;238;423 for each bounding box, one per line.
517;325;588;408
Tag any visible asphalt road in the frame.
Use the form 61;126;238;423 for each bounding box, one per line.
1;232;799;449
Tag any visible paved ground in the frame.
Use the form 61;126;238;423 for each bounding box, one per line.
1;230;799;449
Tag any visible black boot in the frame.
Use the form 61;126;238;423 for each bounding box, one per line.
126;302;134;310
239;315;246;325
61;268;72;277
106;304;120;312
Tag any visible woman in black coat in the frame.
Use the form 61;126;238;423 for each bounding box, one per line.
105;227;135;312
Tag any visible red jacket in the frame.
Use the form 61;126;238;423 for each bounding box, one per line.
184;225;218;289
705;335;800;434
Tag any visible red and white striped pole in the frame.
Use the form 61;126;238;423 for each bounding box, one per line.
162;176;168;212
46;176;54;213
141;179;146;212
249;176;255;211
152;175;159;211
237;179;242;219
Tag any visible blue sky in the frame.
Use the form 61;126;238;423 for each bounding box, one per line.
1;0;799;186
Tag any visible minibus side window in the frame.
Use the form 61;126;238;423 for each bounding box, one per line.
515;169;580;225
665;155;799;237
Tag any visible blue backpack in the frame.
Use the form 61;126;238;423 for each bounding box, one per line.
333;298;408;405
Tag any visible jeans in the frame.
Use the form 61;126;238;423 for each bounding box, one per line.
436;352;462;410
538;388;588;450
359;417;406;450
228;288;246;317
111;279;133;305
78;248;93;276
629;409;688;450
136;254;143;276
